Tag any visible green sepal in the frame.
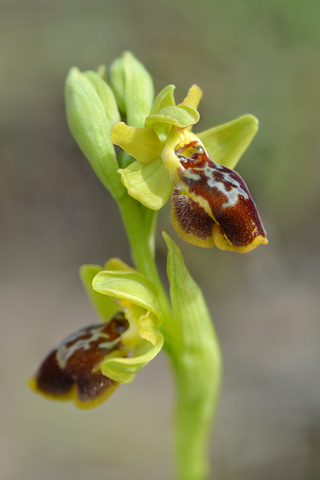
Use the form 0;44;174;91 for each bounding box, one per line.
80;265;119;322
92;270;162;323
198;114;258;170
83;70;120;130
65;67;125;199
145;104;199;129
101;332;164;384
118;158;173;211
111;123;163;164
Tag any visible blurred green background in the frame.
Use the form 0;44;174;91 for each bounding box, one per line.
1;0;320;479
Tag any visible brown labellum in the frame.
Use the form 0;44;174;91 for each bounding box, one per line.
172;141;268;252
29;312;129;408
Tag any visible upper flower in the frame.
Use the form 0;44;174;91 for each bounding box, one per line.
112;84;268;253
28;258;163;409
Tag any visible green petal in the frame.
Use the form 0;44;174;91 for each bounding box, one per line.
80;265;119;322
65;68;124;198
111;122;163;164
145;104;199;129
197;114;258;170
149;84;176;115
83;71;120;130
118;158;173;210
92;270;162;321
148;85;176;143
101;332;164;384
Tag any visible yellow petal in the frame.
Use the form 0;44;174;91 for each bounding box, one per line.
111;122;163;164
183;84;203;110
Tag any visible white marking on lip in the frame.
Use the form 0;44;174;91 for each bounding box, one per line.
56;325;119;369
194;163;249;208
181;168;201;181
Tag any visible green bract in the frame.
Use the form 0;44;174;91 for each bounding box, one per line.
163;233;222;479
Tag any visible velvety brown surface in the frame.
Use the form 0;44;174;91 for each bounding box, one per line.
176;141;267;247
35;315;128;402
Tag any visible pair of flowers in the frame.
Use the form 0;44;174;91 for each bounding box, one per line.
29;52;267;408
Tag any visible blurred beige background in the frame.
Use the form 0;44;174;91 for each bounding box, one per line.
1;0;320;479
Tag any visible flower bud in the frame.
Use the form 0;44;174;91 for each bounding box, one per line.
108;57;126;114
65;67;124;198
28;258;164;409
109;52;154;127
83;70;120;130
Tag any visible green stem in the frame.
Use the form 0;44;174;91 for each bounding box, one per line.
117;193;173;345
118;191;222;480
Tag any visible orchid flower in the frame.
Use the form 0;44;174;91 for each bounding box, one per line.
112;84;268;252
28;258;163;409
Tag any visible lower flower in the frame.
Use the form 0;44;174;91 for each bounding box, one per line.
28;313;129;409
28;259;164;409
